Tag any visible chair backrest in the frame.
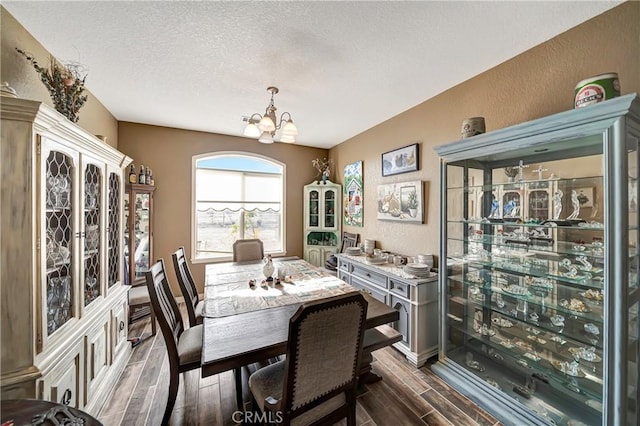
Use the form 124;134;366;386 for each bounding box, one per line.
146;259;184;369
280;292;367;422
172;246;199;327
340;232;359;253
232;238;264;262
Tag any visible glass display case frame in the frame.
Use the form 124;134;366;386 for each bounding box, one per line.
433;94;639;426
124;183;155;287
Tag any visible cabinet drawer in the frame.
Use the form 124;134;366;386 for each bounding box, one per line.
112;299;128;359
390;295;411;347
337;259;352;273
39;345;84;408
389;279;411;299
85;315;109;404
351;276;387;304
352;265;388;289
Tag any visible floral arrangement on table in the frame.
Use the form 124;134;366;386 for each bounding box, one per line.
312;157;334;184
16;48;88;123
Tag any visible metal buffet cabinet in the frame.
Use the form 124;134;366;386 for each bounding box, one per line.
433;94;639;426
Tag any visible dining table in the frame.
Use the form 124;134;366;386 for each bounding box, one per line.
200;257;401;411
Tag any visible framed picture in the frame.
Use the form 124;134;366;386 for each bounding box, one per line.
376;180;423;223
344;161;364;227
381;143;419;177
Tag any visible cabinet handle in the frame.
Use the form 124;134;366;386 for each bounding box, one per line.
119;320;125;331
397;285;404;292
75;232;81;238
366;273;371;277
61;388;72;405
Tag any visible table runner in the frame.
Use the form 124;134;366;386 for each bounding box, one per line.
203;258;358;318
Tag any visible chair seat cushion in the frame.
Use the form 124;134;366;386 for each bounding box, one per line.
128;286;150;305
249;360;346;425
178;324;203;365
195;300;205;322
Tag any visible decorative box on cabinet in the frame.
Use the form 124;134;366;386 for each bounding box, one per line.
336;254;438;367
0;97;132;415
433;94;640;426
304;180;341;266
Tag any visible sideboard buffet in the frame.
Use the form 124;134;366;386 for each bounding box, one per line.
336;254;438;367
1;97;132;415
434;94;640;426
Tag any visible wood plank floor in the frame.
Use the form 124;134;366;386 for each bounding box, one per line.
98;306;501;426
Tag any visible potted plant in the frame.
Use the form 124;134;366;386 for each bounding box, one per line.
16;48;88;123
407;190;418;217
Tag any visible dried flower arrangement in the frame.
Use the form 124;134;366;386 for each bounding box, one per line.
16;48;88;123
312;157;334;184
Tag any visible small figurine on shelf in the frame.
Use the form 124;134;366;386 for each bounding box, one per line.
566;190;581;220
552;190;563;220
262;254;275;281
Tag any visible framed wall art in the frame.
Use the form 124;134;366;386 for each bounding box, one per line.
344;160;363;227
381;143;419;177
376;180;423;223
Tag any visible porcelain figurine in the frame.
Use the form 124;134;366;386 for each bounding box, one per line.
262;254;275;280
566;190;581;220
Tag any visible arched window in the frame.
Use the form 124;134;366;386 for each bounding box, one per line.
192;152;285;261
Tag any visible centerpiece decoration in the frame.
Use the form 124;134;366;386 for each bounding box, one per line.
312;157;334;184
16;48;88;123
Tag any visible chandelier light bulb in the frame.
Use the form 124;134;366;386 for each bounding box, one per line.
280;134;295;143
258;115;275;132
281;119;298;136
258;131;274;144
243;122;261;138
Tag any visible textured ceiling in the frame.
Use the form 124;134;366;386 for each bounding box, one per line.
4;1;622;148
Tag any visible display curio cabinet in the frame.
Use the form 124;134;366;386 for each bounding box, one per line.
303;180;341;267
124;183;155;287
434;94;640;426
1;97;132;414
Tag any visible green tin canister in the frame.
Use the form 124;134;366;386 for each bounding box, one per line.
574;73;620;109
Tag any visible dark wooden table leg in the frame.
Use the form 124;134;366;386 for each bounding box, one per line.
234;367;244;412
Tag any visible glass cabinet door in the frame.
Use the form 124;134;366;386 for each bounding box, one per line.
308;190;319;227
43;147;76;337
107;172;120;287
134;192;151;280
83;163;102;306
323;189;336;229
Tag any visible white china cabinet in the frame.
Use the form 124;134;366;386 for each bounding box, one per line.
303;180;341;266
1;98;132;415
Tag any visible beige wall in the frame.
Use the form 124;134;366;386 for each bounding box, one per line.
0;7;118;147
330;1;640;267
118;122;327;291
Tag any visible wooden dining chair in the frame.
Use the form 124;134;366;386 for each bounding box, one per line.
146;259;204;426
172;246;204;327
232;238;264;262
248;292;367;426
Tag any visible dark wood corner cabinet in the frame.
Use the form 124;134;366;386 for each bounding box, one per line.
124;183;155;323
124;183;155;287
434;94;640;426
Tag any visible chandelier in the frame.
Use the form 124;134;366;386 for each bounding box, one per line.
243;86;298;144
